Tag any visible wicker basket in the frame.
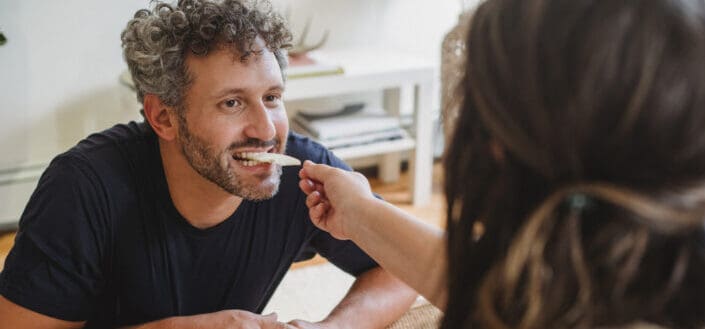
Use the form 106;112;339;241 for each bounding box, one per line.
387;299;443;329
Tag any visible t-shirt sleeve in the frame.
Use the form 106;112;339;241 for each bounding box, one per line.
307;232;380;277
0;155;109;321
292;135;380;276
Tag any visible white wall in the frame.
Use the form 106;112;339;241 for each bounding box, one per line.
279;0;462;62
0;1;148;171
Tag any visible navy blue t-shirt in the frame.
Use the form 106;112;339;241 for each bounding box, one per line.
0;122;377;327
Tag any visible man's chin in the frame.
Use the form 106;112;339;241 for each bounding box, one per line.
236;185;280;201
223;165;282;200
228;176;281;201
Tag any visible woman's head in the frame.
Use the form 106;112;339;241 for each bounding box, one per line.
443;0;705;327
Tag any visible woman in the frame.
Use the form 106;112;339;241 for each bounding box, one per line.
299;0;705;328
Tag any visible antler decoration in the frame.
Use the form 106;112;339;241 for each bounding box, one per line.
288;17;329;57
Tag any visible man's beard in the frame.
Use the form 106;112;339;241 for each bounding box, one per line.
176;117;283;201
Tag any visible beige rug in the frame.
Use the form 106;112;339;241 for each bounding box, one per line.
264;261;356;321
264;262;442;328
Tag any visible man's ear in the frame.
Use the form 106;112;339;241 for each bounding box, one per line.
143;94;178;141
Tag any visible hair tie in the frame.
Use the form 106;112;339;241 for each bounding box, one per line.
566;193;590;213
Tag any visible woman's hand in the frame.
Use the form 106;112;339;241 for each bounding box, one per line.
298;160;378;240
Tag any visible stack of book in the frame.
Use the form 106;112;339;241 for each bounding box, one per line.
292;103;408;150
287;52;344;79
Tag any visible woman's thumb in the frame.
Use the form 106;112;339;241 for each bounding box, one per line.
302;160;336;182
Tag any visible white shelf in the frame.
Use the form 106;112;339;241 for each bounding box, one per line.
285;50;435;101
331;137;416;160
286;49;436;205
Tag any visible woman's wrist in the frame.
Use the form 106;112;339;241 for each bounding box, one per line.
346;195;386;243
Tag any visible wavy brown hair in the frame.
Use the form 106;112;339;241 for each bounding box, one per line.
121;0;292;112
443;0;705;328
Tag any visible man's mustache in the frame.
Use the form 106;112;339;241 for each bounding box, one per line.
228;138;279;150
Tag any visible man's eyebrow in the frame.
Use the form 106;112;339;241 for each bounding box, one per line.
211;84;285;98
268;84;285;93
212;88;246;98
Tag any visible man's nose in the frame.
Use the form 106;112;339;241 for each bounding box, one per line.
244;102;276;141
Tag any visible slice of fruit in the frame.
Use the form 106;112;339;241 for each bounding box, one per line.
246;153;301;166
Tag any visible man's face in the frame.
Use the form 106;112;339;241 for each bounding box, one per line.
176;42;288;200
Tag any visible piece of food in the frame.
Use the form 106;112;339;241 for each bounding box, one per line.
245;152;301;166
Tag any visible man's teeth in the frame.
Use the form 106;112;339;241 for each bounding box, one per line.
241;160;258;167
235;152;270;166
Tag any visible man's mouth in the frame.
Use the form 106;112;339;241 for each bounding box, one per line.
232;152;274;167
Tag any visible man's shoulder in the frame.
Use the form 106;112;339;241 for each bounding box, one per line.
48;121;156;187
71;121;153;155
62;121;153;163
285;132;327;159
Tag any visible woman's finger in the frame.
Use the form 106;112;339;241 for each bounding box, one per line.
299;178;316;195
310;202;328;222
314;182;326;199
306;191;322;209
301;160;339;183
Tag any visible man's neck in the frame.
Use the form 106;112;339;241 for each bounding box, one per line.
159;139;242;229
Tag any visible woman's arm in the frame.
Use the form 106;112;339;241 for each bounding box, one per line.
299;161;448;309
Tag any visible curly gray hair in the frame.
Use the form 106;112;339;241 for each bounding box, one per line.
121;0;292;112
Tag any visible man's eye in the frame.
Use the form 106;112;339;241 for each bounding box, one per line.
224;99;240;107
264;95;281;104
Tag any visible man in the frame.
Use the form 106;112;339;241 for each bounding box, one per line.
0;0;417;327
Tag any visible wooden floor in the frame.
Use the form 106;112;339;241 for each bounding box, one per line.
366;161;446;229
